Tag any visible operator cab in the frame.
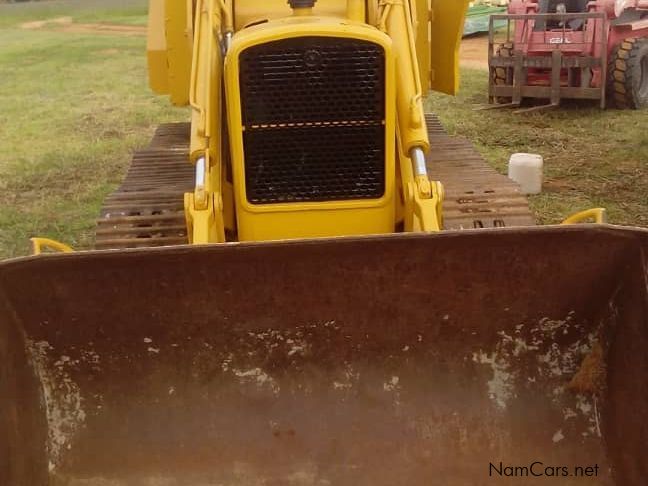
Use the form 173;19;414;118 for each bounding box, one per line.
534;0;589;31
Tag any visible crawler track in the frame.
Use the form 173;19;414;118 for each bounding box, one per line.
95;123;193;250
425;114;535;229
95;116;534;249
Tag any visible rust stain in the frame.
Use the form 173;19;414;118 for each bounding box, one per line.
568;342;606;394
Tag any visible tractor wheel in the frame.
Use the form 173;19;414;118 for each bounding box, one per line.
492;42;514;103
608;38;648;109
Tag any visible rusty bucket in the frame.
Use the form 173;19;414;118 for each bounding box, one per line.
1;225;647;485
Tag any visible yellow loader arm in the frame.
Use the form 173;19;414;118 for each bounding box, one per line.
147;0;193;105
148;0;468;243
417;0;470;96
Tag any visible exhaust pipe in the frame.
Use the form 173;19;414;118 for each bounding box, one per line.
288;0;316;15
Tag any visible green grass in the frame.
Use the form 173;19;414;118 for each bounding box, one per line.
0;12;187;259
0;2;646;260
427;68;648;227
0;0;148;28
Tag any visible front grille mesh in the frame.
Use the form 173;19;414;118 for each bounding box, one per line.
239;37;386;204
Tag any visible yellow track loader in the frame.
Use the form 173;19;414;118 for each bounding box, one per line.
1;1;647;485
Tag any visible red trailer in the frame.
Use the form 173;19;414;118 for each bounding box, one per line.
488;0;648;111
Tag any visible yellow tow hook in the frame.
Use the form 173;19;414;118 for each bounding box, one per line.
562;208;607;225
30;238;74;256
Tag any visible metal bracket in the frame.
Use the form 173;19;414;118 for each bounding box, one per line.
30;238;74;255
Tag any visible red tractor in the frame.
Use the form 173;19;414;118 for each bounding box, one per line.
488;0;648;111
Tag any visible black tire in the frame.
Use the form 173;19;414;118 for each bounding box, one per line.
608;38;648;109
492;42;514;104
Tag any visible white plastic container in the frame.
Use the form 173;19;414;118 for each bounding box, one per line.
508;153;544;195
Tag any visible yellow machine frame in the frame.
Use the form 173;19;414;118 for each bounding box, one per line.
147;0;470;244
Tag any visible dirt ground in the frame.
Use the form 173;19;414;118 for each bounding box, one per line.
20;16;145;35
22;17;492;64
459;35;491;70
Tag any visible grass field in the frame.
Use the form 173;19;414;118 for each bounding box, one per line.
0;0;185;258
428;69;648;228
0;0;148;28
0;1;646;259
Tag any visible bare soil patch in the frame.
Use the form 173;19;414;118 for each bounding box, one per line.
20;15;73;29
460;33;512;70
57;22;145;35
97;48;121;56
460;35;490;70
20;16;145;36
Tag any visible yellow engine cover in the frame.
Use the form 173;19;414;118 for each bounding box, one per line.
234;0;348;29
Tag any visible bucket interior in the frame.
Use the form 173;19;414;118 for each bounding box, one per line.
1;226;647;485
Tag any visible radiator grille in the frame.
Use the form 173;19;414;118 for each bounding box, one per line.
239;37;386;204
